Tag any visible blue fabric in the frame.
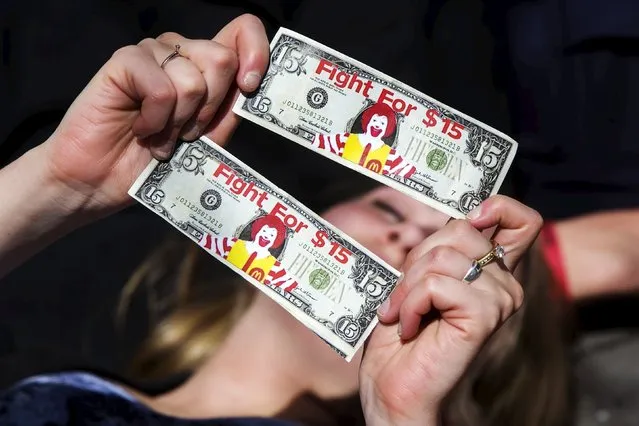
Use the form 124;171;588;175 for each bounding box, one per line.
565;0;639;44
0;372;299;426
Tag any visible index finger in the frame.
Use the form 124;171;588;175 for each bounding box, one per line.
467;195;543;270
213;14;270;92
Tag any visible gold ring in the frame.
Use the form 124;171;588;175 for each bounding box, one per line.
475;241;505;268
160;44;182;69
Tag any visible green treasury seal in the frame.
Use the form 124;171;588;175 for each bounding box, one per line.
426;148;448;171
309;268;331;291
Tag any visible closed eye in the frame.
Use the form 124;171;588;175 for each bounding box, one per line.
372;199;404;223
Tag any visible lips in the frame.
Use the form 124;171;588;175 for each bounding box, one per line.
370;127;382;137
258;236;270;247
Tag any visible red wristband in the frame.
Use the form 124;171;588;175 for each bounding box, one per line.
540;223;570;300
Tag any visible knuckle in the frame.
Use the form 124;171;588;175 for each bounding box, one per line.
425;246;454;266
460;323;484;343
487;194;512;213
449;219;475;239
150;84;176;105
486;194;505;208
110;44;141;62
211;44;239;71
422;273;441;293
511;281;525;311
136;37;157;50
403;246;422;270
530;210;544;232
177;75;206;101
157;32;181;43
482;298;502;332
236;13;265;28
501;289;515;317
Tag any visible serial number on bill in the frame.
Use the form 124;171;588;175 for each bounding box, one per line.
409;125;461;152
281;100;334;126
174;196;223;230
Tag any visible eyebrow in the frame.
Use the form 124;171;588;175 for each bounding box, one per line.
372;199;405;223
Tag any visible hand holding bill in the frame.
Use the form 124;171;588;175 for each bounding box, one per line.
41;14;269;215
359;195;543;425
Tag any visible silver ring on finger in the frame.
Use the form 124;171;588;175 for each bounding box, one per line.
161;44;182;69
463;260;482;283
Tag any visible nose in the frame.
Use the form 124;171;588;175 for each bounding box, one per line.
386;222;425;252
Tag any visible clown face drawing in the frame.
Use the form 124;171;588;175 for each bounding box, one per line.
252;223;279;250
199;214;298;293
311;102;416;178
366;111;389;139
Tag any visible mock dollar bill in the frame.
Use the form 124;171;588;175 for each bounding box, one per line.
128;136;400;361
233;28;518;218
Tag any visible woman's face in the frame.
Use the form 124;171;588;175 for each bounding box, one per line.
322;187;449;268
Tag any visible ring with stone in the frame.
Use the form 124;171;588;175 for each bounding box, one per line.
161;44;182;69
475;241;506;269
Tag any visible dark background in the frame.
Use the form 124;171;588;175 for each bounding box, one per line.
2;2;639;424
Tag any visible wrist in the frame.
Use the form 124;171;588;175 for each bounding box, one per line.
32;144;95;221
0;145;97;277
38;135;130;220
360;380;442;426
366;413;441;426
364;403;440;426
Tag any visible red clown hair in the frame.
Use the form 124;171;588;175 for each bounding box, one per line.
250;215;287;249
361;103;397;138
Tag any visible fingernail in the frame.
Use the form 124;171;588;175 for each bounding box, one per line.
243;71;262;91
181;123;202;141
397;323;402;338
154;142;175;160
377;298;391;317
467;204;482;220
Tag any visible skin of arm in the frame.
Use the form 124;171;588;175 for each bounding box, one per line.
0;143;95;279
553;209;639;301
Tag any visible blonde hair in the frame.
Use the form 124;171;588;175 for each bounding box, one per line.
121;226;573;425
116;237;256;379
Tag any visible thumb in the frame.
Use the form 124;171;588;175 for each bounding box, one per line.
467;195;543;270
